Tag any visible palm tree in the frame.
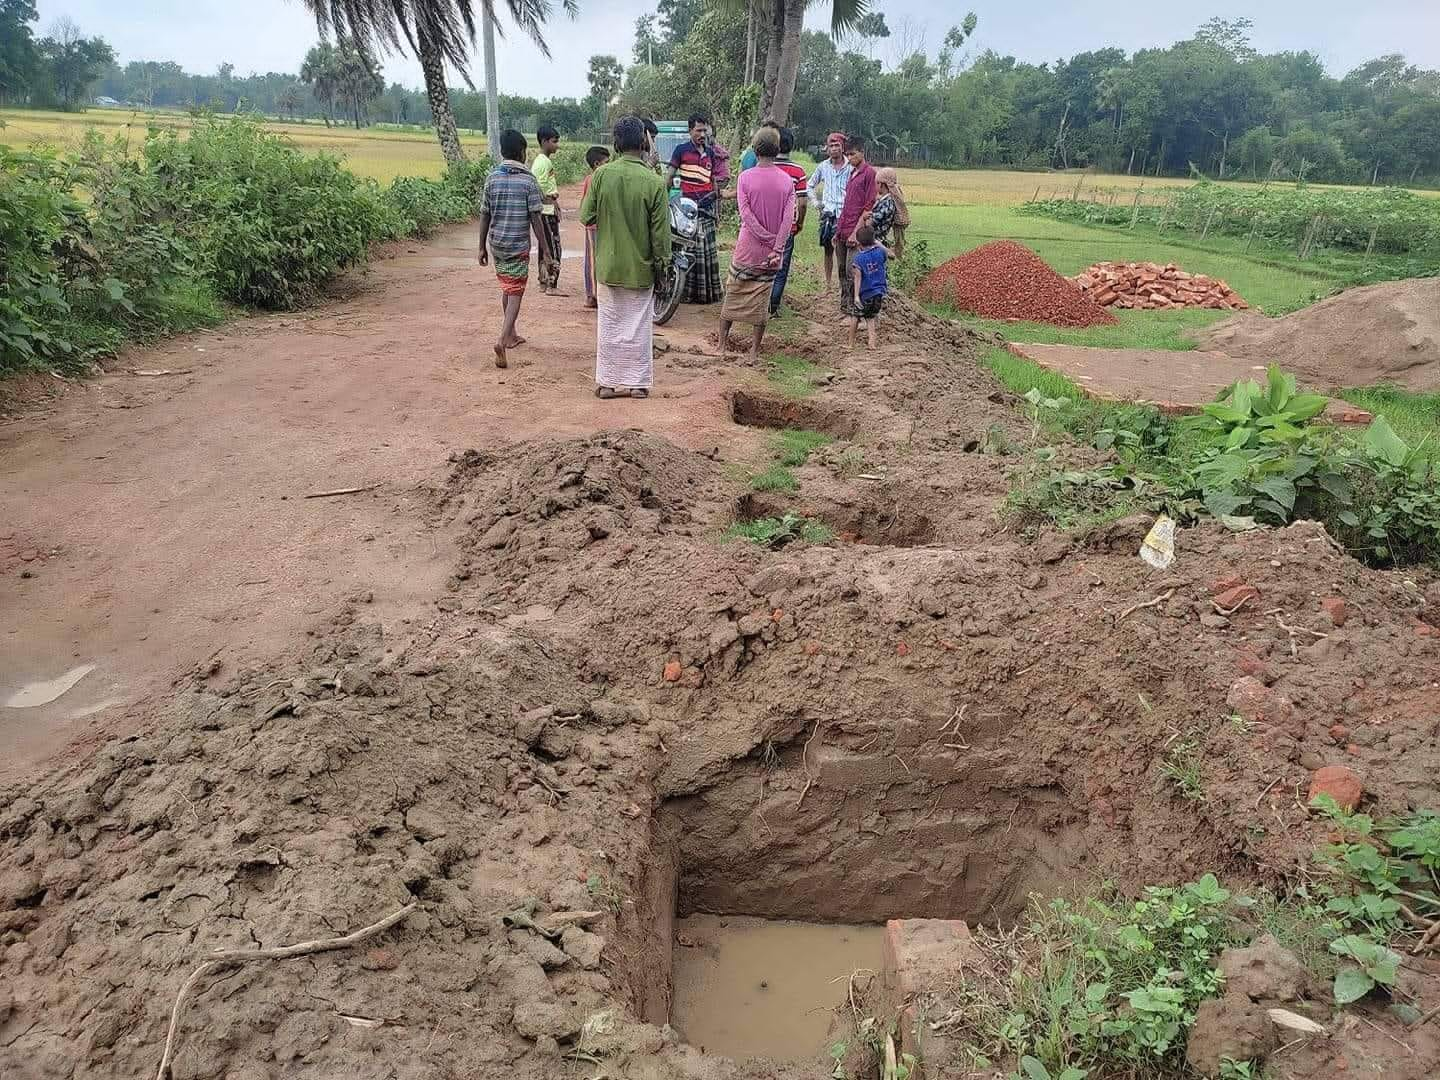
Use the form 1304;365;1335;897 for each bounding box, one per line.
716;0;866;126
303;1;577;166
477;1;580;160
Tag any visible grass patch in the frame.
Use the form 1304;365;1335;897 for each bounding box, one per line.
750;463;798;492
983;346;1091;407
1341;385;1440;461
724;513;833;547
743;427;833;492
773;427;832;466
950;307;1223;351
765;353;826;397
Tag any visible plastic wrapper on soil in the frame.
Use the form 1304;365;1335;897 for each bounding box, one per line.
916;239;1119;328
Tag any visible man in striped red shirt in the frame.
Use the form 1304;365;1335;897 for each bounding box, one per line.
770;125;809;316
665;113;723;304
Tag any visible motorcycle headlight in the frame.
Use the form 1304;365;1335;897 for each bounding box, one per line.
671;198;700;237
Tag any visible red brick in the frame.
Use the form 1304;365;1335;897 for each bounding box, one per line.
1236;648;1276;685
1214;585;1260;610
882;920;979;1067
1309;764;1363;811
1321;597;1349;627
1211;576;1245;595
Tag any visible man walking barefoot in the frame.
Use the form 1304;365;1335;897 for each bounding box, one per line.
476;129;555;368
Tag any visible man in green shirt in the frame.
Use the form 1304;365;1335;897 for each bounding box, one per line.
579;116;672;400
533;124;563;295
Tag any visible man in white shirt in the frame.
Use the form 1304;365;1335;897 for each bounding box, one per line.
807;132;853;296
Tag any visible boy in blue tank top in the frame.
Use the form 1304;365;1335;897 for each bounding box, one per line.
848;223;888;349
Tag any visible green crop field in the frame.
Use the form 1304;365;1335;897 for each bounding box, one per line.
0;106;490;184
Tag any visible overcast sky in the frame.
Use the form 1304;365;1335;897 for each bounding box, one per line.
33;1;1440;98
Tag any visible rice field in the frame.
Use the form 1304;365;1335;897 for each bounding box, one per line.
8;106;1437;203
0;106;484;184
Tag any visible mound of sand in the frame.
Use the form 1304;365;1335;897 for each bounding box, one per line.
1197;277;1440;392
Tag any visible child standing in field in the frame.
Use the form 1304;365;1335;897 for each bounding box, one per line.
580;145;611;310
848;223;888;349
533;124;564;295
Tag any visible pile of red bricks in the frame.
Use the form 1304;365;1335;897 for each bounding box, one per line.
1071;262;1250;311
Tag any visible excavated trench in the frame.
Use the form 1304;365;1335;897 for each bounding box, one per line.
728;389;862;438
618;708;1091;1064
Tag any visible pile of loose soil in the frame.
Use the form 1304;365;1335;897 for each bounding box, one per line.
1198;276;1440;392
1072;260;1249;311
3;321;1440;1080
916;240;1119;328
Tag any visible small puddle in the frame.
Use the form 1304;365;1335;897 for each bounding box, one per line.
670;914;884;1063
4;664;96;708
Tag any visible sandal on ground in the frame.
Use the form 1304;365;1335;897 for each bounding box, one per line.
630;388;649;399
596;385;623;399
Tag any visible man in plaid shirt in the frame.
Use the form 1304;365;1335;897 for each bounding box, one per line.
477;129;555;368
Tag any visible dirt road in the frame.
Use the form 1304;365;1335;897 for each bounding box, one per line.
0;217;745;776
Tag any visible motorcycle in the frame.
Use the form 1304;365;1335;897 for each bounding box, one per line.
652;196;703;326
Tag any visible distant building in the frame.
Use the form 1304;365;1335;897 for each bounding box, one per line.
94;96;120;107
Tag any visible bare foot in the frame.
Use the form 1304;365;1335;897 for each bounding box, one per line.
493;343;507;368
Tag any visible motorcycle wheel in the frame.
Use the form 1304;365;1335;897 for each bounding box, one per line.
653;262;686;326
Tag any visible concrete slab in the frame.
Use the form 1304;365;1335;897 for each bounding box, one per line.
1007;342;1373;424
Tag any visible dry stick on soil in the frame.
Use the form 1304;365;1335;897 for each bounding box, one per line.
154;903;418;1080
1255;775;1286;808
304;483;380;499
795;718;823;809
1413;1000;1440;1030
1213;593;1254;617
1117;588;1176;624
1270;612;1328;657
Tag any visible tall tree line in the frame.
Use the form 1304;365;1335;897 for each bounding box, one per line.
617;7;1440;187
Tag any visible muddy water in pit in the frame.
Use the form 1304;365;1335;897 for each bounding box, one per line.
670;914;885;1063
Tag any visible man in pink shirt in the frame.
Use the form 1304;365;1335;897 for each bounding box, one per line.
718;124;797;361
835;134;877;320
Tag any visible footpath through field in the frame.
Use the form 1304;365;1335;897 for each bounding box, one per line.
0;216;744;777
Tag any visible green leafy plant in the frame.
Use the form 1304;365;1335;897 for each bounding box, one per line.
724;513;833;548
1016;1055;1087;1080
890;238;934;293
1094;404;1172;461
1196;366;1331;450
1337;417;1440;564
1329;934;1400;1004
1218;1058;1258;1080
1312;796;1440;946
